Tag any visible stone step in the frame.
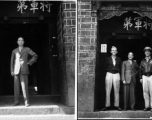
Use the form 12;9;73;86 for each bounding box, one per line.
0;95;74;115
0;115;75;120
0;105;74;115
78;111;152;118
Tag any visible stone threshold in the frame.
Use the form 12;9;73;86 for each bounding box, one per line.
78;111;152;118
0;95;74;115
0;105;74;115
0;115;75;120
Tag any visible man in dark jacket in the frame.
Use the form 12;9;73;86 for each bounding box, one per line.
10;37;37;107
102;46;122;111
140;47;152;112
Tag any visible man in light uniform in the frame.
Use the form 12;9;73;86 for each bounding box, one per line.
102;46;122;111
140;47;152;112
10;37;37;107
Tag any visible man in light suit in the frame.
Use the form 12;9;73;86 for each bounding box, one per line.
102;46;122;111
10;37;37;107
121;52;139;111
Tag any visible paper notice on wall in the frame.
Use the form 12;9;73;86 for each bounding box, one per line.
101;44;107;53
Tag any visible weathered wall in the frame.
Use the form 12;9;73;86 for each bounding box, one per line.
57;1;76;106
78;0;97;112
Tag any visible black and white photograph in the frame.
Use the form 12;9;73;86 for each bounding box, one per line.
78;0;152;119
0;0;76;120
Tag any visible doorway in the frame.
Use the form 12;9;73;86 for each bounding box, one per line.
0;23;58;95
94;37;150;110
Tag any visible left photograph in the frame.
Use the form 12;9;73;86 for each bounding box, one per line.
0;1;76;120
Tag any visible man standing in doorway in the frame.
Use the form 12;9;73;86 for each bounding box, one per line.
140;47;152;112
102;46;122;111
10;37;37;107
121;52;139;111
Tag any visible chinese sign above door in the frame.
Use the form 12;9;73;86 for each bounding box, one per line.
124;16;152;31
17;0;52;14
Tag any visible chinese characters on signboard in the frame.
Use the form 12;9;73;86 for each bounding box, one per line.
124;16;152;31
101;44;107;53
17;0;52;14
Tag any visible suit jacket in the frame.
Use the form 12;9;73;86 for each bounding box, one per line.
121;60;139;84
10;47;38;75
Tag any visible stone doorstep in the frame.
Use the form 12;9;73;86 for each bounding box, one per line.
0;95;74;115
78;111;152;118
0;115;75;120
0;105;74;115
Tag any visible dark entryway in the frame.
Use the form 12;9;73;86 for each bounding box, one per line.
107;38;151;109
94;11;152;111
94;37;151;111
0;23;59;95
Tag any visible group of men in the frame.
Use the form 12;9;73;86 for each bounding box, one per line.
102;46;152;112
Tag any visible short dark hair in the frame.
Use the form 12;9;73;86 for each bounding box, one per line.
17;37;24;41
144;46;151;52
128;52;134;56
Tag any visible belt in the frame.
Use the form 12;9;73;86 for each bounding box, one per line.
108;71;119;74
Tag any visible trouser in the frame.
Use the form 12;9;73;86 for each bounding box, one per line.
105;72;120;107
142;75;152;108
14;72;29;105
123;79;135;109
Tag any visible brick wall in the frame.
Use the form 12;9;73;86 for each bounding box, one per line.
78;0;97;112
57;1;76;107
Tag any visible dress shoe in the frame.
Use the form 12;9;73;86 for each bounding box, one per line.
123;108;127;111
13;102;20;106
143;108;149;111
116;107;122;111
102;107;109;111
25;104;29;107
131;108;136;111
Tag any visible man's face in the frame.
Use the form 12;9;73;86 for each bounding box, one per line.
128;52;134;60
111;48;117;56
145;50;151;57
17;37;24;46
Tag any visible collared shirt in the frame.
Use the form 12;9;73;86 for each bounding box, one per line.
128;60;132;65
145;56;151;62
140;57;152;78
106;56;122;73
19;47;23;53
111;56;116;66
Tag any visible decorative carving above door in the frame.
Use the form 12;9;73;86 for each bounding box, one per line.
91;1;152;20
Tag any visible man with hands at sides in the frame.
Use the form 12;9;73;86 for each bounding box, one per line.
121;52;139;111
140;47;152;112
102;46;122;111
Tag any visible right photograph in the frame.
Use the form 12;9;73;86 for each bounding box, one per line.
78;0;152;119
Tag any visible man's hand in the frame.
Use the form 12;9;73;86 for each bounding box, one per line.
123;81;126;84
140;79;143;83
27;62;32;66
11;72;14;76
